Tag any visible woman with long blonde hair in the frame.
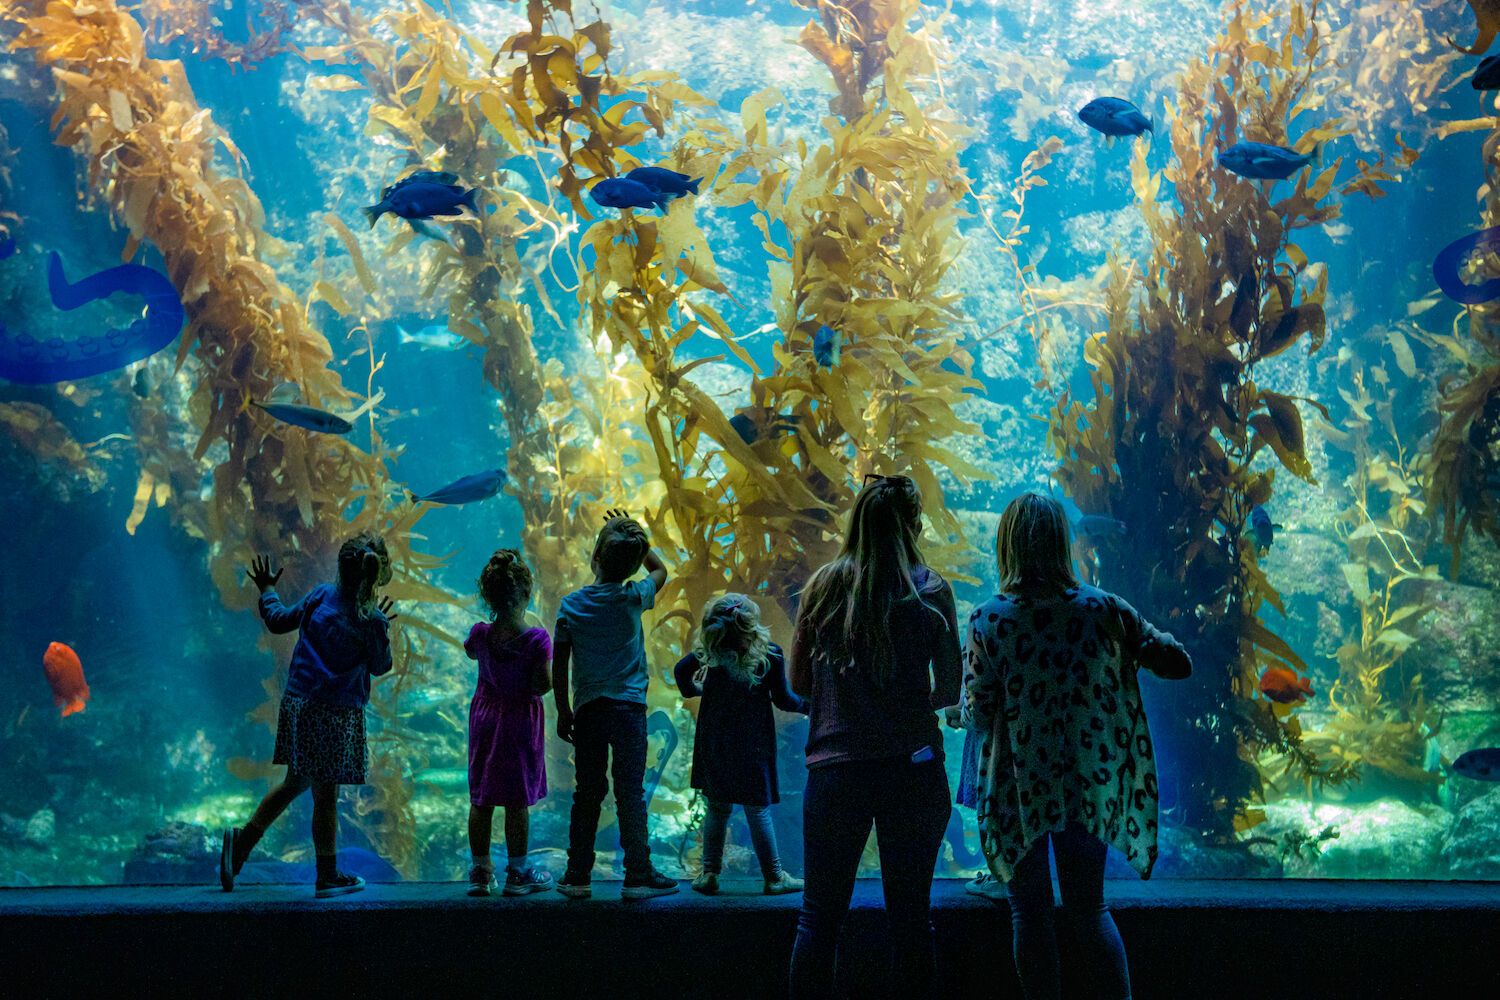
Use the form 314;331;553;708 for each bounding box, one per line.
962;493;1191;1000
787;473;961;999
673;593;807;895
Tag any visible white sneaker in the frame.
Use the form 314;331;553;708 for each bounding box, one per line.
763;872;804;895
964;871;1005;900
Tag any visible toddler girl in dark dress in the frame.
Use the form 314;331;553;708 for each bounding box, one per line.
674;594;808;894
465;549;554;897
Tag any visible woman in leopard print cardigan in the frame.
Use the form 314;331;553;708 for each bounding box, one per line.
960;493;1191;1000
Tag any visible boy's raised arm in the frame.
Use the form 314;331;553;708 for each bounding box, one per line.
642;547;668;591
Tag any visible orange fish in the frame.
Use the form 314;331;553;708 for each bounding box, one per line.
1258;667;1313;705
43;642;89;717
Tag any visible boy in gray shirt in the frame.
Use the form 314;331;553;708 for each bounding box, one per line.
553;512;676;899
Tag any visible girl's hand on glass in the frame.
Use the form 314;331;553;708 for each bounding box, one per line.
603;508;629;522
246;555;282;593
378;597;398;622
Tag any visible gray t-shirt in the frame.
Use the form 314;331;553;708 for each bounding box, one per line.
555;577;658;709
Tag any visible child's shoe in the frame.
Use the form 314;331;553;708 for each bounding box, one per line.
467;865;498;897
763;872;804;895
315;871;366;898
503;866;554;896
557;869;593;899
964;870;1005;901
218;828;236;891
621;868;679;900
691;871;719;895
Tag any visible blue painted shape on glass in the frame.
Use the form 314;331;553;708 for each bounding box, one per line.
0;237;15;259
1434;227;1500;305
0;251;184;384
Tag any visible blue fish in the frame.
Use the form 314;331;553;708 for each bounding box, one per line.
409;467;507;505
626;166;701;202
251;400;353;434
1219;141;1320;181
589;177;671;211
813;324;842;367
1249;505;1279;549
1434;227;1500;305
0;252;185;385
398;322;465;350
0;236;15;259
1474;55;1500;89
1075;515;1127;539
362;170;478;228
1077;97;1153;138
1451;747;1500;781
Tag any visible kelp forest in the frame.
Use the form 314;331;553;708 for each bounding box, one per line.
3;0;1500;884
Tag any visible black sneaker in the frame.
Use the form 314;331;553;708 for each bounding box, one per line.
315;871;366;898
219;828;236;892
621;868;679;900
557;869;592;899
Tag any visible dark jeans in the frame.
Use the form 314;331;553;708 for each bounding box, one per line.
566;697;650;876
1006;823;1131;1000
789;755;950;1000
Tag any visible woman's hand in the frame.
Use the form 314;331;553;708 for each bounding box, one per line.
378;597;398;622
943;705;963;729
246;555;282;593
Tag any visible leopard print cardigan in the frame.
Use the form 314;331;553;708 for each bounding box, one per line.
959;584;1190;882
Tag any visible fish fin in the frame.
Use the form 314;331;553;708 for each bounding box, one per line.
361;204;381;229
408;491;422;504
1309;141;1324;168
687;177;701;195
460;187;479;213
397;326;413;344
1146;115;1155;134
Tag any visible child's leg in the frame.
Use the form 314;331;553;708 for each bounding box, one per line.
566;701;610;876
700;799;733;874
608;703;651;875
469;805;495;870
233;771;312;869
502;804;529;871
742;804;784;882
310;780;339;879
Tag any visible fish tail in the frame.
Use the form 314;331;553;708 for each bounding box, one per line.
460;187;479;213
408;491;422;505
1147;114;1155;134
1310;140;1324;168
686;177;701;195
361;204;382;229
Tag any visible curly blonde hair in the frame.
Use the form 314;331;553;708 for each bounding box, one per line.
692;594;772;687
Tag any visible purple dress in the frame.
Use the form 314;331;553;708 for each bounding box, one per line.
466;623;551;808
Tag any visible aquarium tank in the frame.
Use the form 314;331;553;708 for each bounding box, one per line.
2;0;1499;888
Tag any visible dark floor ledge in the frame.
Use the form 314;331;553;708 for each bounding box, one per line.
4;879;1498;998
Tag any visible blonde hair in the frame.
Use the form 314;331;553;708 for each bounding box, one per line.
795;474;929;688
692;594;773;686
995;492;1079;595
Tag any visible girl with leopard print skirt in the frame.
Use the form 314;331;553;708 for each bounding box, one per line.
219;533;396;899
960;493;1191;1000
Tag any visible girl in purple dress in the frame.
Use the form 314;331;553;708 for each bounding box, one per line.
465;549;553;896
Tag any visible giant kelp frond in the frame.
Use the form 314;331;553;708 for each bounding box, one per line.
137;0;303;71
1296;338;1444;795
1329;1;1462;152
1049;0;1400;839
1426;54;1500;574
